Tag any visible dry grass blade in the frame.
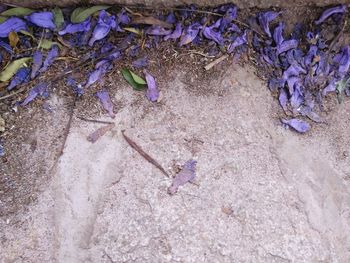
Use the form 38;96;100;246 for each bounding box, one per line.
87;123;115;143
132;16;173;29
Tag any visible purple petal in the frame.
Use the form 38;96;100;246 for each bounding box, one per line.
25;12;56;30
144;70;159;102
31;50;43;79
339;46;350;74
117;9;130;25
21;82;48;106
96;90;115;118
168;159;197;195
258;11;280;38
304;45;318;67
179;23;201;46
220;7;237;32
268;78;285;92
85;62;111;88
322;80;337;96
283;63;307;80
7;67;30;91
0;17;27;38
58;18;91;35
227;23;241;33
281;118;310;133
273;22;284;45
165;12;176;24
277;39;298;55
0;40;13;54
290;85;304;112
89;10;116;46
145;25;172;36
227;30;247;53
203;25;224;45
315;5;347;25
132;57;148;68
286;76;300;95
39;45;59;73
164;23;182;41
279;88;288;112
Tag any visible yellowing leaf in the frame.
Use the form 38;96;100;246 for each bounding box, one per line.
38;39;62;50
123;27;142;35
9;31;19;48
1;7;35;17
0;57;31;82
70;5;110;23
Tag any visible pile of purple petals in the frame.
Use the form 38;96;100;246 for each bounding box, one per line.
0;4;349;135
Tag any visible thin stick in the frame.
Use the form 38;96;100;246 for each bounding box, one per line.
204;54;229;70
77;116;114;125
122;130;169;177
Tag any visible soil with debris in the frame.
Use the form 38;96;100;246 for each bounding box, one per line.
1;5;350;263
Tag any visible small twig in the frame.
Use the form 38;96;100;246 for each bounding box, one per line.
77;116;114;125
122;130;169;177
204;54;229;70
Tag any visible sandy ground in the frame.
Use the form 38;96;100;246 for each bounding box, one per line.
0;62;350;262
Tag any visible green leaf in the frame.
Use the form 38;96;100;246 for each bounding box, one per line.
38;39;62;50
19;30;36;40
1;7;35;17
122;68;146;91
70;5;110;23
0;16;7;23
130;70;146;85
0;57;31;82
52;7;64;29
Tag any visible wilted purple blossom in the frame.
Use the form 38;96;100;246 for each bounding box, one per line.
283;63;307;80
7;67;30;91
117;9;130;25
39;45;59;73
0;17;27;38
85;61;111;88
203;24;224;45
144;70;159;102
164;23;182;41
179;22;202;46
133;57;148;68
31;50;43;79
21;82;49;106
89;10;116;46
273;22;284;45
220;6;237;32
258;11;280;38
168;159;197;195
322;79;337;96
227;30;247;53
277;39;298;55
165;12;176;24
279;88;288;112
315;5;347;25
281;118;310;133
25;12;56;30
58;18;91;35
0;40;13;54
96;90;115;118
338;46;350;74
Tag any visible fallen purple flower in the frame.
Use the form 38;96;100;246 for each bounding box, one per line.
277;39;298;55
144;70;159;102
66;76;84;96
283;63;307;80
258;11;280;38
132;57;148;68
117;9;130;25
273;22;284;45
281;118;310;133
227;30;247;53
145;25;172;36
96;90;115;118
7;67;30;91
166;12;176;24
227;23;241;33
220;6;237;32
58;18;91;35
290;86;304;112
85;62;111;88
31;50;43;79
164;23;182;40
89;10;116;46
25;12;56;30
39;45;59;73
338;46;350;74
322;79;337;96
203;25;224;45
0;17;27;38
179;22;201;46
315;5;347;25
286;76;300;95
21;82;49;106
168;159;197;195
